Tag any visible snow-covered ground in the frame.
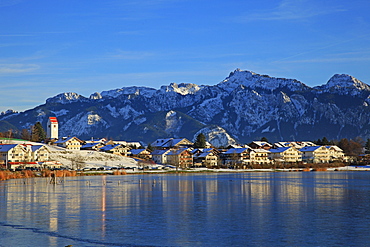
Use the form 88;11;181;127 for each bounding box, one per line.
7;140;370;173
9;140;138;170
49;149;138;169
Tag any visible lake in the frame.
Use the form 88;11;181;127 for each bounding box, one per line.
0;172;369;246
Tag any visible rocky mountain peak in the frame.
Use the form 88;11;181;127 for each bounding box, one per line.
217;69;308;93
315;74;370;95
331;74;369;89
1;109;18;115
160;82;202;95
90;92;102;100
100;86;157;99
3;68;370;146
46;92;86;104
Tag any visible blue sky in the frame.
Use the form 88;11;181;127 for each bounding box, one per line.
1;0;370;112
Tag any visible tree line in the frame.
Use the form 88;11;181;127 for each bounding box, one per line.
0;122;46;142
312;136;365;156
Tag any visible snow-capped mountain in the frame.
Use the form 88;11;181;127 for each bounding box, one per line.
46;92;88;104
218;69;309;93
1;109;18;116
2;69;370;146
314;74;370;96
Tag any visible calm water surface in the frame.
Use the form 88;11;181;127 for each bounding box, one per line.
0;172;369;246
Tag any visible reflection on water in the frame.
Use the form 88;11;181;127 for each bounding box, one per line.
0;172;369;246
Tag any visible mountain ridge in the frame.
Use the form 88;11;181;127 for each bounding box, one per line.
1;69;370;146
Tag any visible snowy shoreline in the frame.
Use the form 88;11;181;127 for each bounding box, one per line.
47;148;370;173
6;141;370;174
83;166;370;175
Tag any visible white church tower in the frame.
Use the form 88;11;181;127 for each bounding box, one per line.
47;117;58;140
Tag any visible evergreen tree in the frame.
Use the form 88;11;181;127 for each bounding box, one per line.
147;143;154;152
31;122;46;142
261;137;269;142
365;139;370;154
321;137;330;145
194;133;206;148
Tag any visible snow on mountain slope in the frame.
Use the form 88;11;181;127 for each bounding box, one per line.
51;109;69;117
1;109;18;115
165;111;183;135
188;94;224;122
290;94;308;116
160;83;202;95
90;92;102;100
99;86;157;98
194;126;236;147
59;111;109;137
46;92;87;104
119;105;143;120
0;109;18;121
217;69;309;93
3;68;370;145
315;74;370;95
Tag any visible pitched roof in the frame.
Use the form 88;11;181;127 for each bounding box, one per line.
274;141;316;149
151;149;170;155
223;148;248;154
84;138;106;143
99;144;122;151
269;147;291;153
151;138;193;148
299;146;322;152
274;142;292;147
251;148;270;153
130;149;147;155
171;138;190;146
30;145;48;152
54;136;82;144
326;145;343;152
251;141;272;147
81;143;101;149
49;117;58;123
227;144;243;149
167;148;190;156
0;144;18;152
151;138;172;147
195;152;214;158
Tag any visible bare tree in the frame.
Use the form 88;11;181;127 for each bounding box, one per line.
70;154;85;170
21;129;31;141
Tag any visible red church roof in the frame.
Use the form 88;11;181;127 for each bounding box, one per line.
49;117;58;123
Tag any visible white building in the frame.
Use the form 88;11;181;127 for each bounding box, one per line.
47;117;58;139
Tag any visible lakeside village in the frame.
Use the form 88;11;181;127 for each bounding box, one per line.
1;117;370;174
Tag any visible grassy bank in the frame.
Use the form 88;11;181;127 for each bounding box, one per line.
0;169;127;181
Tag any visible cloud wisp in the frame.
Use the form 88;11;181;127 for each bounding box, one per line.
0;0;24;7
235;0;346;22
272;34;370;64
108;49;156;60
0;64;40;74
